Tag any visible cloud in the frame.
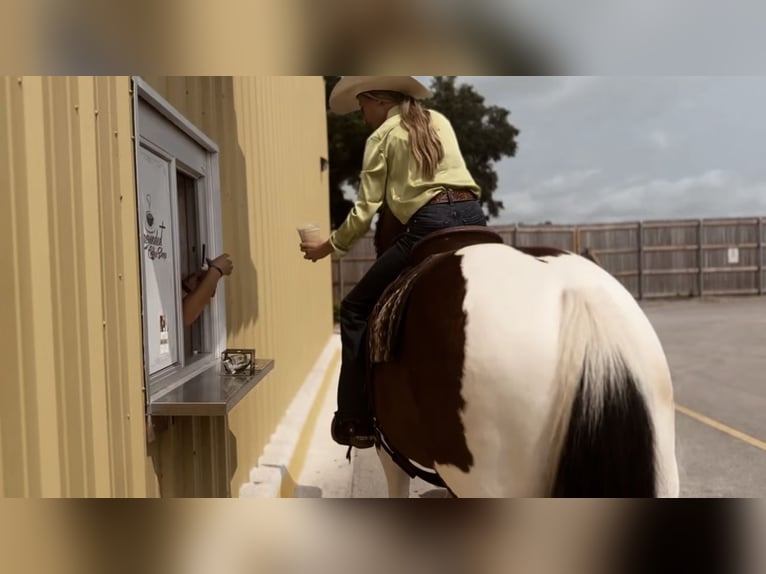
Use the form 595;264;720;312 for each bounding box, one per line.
496;169;766;224
474;76;766;227
593;170;731;218
645;129;671;150
531;76;596;108
475;76;597;110
540;168;602;189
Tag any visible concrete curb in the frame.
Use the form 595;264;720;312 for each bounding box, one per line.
239;334;341;498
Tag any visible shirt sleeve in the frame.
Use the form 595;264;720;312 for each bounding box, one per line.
329;135;388;256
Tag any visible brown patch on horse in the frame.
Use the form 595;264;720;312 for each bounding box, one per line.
372;253;474;473
370;229;504;364
369;253;450;363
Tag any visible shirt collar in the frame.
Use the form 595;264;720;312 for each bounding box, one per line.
386;105;402;120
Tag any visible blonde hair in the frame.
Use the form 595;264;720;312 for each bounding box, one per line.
363;90;445;180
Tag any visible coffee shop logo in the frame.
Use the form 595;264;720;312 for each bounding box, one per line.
143;194;167;261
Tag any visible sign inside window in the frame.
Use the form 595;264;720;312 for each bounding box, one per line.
138;146;179;373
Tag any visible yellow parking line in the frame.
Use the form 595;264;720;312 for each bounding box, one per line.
281;347;341;497
675;404;766;452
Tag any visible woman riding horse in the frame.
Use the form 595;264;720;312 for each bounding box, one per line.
300;76;487;449
303;78;679;497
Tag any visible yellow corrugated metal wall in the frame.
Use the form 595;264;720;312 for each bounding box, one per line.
141;76;333;492
1;76;157;497
1;76;333;496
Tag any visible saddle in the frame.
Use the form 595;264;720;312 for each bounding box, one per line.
368;226;504;363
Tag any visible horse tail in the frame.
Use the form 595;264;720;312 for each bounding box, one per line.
549;288;657;497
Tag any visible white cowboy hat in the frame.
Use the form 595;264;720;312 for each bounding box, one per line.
329;76;433;115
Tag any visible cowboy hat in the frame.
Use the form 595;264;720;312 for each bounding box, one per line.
328;76;433;115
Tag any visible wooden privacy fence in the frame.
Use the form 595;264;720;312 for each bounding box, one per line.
332;216;766;305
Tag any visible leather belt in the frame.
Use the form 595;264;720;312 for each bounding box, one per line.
427;189;477;205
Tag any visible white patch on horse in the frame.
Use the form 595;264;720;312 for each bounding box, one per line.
430;243;679;497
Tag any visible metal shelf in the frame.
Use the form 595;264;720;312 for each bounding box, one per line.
150;358;274;416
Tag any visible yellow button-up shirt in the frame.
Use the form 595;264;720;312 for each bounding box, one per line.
329;106;481;256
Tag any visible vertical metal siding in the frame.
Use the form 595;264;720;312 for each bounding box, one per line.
139;76;333;493
1;76;53;496
1;76;157;497
228;76;333;492
93;77;159;497
3;75;331;496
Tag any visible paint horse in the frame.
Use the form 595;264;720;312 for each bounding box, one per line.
366;204;680;497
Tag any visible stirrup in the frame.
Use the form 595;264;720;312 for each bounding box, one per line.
331;413;375;450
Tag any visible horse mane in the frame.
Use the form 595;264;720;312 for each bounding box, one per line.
581;247;602;266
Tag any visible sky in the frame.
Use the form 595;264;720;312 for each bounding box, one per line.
419;76;766;226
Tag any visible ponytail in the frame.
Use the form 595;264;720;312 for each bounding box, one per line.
362;91;445;180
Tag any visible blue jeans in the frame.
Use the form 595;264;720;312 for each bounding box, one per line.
337;199;486;418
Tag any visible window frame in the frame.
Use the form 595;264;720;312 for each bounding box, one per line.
132;76;227;406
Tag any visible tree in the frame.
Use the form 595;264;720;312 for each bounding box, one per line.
324;76;369;228
324;76;519;228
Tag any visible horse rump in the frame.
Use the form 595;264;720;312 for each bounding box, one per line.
550;289;657;497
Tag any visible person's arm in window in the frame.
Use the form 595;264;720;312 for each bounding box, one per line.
182;253;233;326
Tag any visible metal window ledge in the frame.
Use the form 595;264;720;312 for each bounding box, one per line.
149;359;274;416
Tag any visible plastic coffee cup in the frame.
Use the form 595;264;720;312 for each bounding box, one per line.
297;224;321;243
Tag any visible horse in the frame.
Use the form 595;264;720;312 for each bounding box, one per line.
365;203;680;497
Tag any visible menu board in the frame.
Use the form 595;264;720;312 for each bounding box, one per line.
137;146;178;374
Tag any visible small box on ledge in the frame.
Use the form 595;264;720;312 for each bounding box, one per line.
221;348;256;377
